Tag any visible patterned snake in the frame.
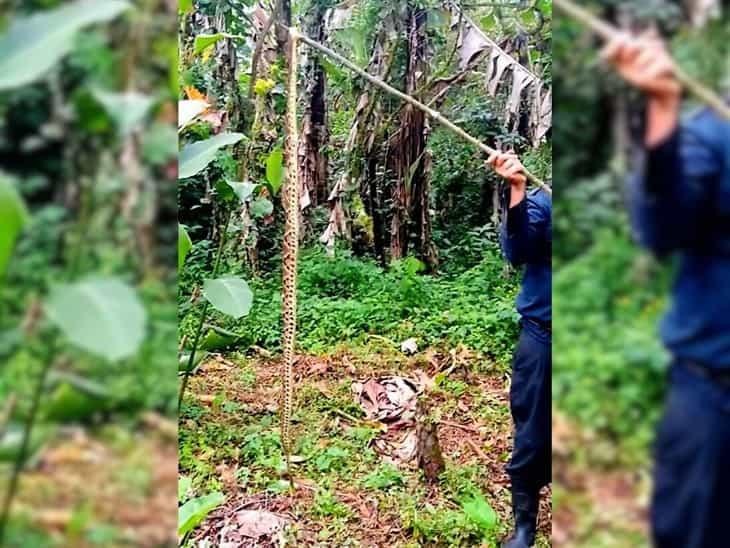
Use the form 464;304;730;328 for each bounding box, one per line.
280;30;299;481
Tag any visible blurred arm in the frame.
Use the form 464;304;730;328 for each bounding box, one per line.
629;123;720;256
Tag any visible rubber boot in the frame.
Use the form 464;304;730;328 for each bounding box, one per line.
502;488;539;548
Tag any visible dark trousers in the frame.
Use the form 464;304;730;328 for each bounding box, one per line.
506;327;551;493
652;362;730;548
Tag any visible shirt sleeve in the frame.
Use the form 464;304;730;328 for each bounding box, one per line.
628;122;720;256
500;189;551;266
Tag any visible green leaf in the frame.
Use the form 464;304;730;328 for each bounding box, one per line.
44;278;147;361
0;174;29;277
265;148;284;194
178;224;192;271
194;33;225;55
179;0;194;14
178;476;192;503
202;276;253;319
178;492;225;537
178;133;245;179
0;0;131;90
250;197;274;218
226;181;257;203
461;493;498;533
91;89;154;136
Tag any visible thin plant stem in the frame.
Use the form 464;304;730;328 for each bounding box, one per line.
178;211;232;408
0;355;54;543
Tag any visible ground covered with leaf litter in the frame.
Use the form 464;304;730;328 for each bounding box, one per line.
6;421;177;547
180;344;551;547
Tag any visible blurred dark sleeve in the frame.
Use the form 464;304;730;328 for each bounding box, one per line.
628;121;720;256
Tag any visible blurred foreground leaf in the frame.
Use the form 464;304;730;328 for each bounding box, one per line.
91;89;154;136
0;0;131;90
461;492;498;533
44;278;147;361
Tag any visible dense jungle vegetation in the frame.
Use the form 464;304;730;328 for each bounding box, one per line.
178;0;552;545
1;1;178;546
552;1;730;545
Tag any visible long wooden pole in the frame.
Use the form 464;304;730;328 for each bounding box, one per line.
554;0;730;121
288;28;552;195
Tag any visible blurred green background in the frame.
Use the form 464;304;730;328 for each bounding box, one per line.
552;1;729;546
0;1;178;546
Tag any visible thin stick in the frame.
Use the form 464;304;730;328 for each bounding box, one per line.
554;0;730;121
288;28;551;195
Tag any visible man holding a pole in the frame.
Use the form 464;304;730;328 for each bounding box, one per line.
603;33;730;548
490;151;551;548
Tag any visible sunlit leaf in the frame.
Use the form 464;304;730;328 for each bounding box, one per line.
178;133;245;179
202;276;253;319
92;89;154;136
265;148;284;194
179;0;194;14
45;278;147;361
178;492;225;537
194;33;224;55
179;224;192;271
0;0;131;90
0;174;29;277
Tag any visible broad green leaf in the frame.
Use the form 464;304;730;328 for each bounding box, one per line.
92;89;154;136
178;133;245;179
178;350;209;372
45;278;147;361
179;0;194;14
200;329;237;351
178;224;192;271
265;148;284;194
194;33;224;55
250;197;274;218
0;174;29;277
226;181;257;203
202;276;253;319
461;493;498;533
42;382;108;422
178;99;208;129
178;476;193;503
178;492;225;537
0;0;131;90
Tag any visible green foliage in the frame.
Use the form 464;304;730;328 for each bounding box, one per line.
186;248;519;365
178;133;246;179
179;224;193;271
202;276;253;319
554;230;670;459
0;174;29;277
361;463;405;490
0;0;131;90
178;491;225;537
44;278;147;362
265;148;284;195
193;33;225;56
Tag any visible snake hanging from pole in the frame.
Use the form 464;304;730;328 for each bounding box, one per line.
281;30;299;484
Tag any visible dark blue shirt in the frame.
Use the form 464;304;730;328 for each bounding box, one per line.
628;108;730;369
500;187;552;342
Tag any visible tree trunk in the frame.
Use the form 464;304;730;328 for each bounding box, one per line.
388;6;437;269
299;3;329;207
